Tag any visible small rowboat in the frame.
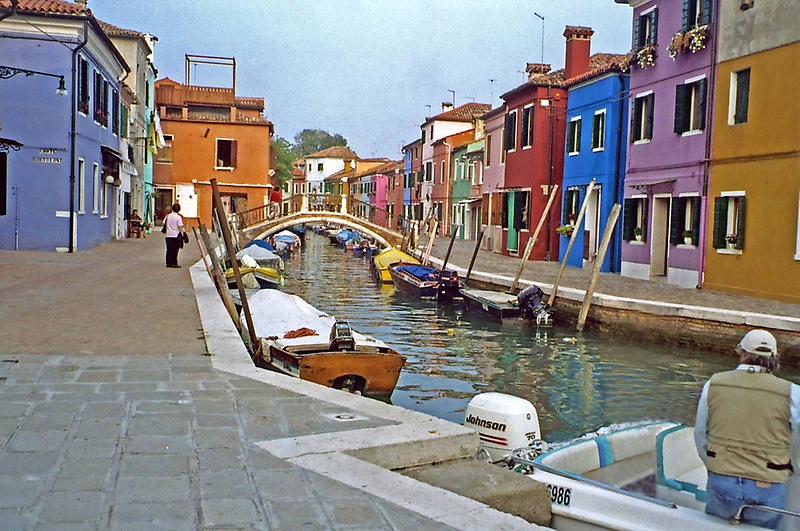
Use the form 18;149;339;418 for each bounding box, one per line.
371;248;419;283
389;263;460;300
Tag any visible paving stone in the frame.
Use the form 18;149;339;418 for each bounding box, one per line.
307;473;361;500
190;390;229;400
267;500;329;529
197;448;244;470
0;508;31;531
116;475;190;503
196;414;238;428
32;402;81;415
76;370;120;383
255;469;312;501
201;498;259;527
127;417;190;436
110;501;196;531
126;435;192;455
37;491;105;523
0;451;59;475
194;427;240;449
49;392;119;402
79;402;127;418
0;418;20;438
98;382;160;393
72;419;122;439
0;475;41;508
120;370;171;382
246;449;295;471
133;401;193;415
65;438;118;459
124;391;189;402
34;523;97;531
195;399;235;415
321;497;389;528
20;414;74;432
7;430;67;452
51;458;111;491
168;357;211;368
119;454;190;476
373;499;458;531
198;467;253;498
0;392;47;402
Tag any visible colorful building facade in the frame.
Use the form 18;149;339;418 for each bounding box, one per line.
480;106;507;253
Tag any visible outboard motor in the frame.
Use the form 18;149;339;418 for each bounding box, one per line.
517;285;553;325
329;320;356;351
464;392;541;463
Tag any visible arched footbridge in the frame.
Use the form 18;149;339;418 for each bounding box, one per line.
234;194;405;248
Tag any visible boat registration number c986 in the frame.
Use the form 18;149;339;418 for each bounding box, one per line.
546;484;571;506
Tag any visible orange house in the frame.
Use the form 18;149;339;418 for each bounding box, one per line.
153;76;274;227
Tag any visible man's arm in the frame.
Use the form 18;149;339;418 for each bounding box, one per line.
694;381;710;464
790;383;800;432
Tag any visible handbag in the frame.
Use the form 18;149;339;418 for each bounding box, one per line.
182;232;189;244
161;221;167;234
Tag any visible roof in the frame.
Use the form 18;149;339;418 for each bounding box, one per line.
481;105;506;121
98;20;146;39
402;138;422;151
305;146;358;160
424;102;491;125
565;53;629;86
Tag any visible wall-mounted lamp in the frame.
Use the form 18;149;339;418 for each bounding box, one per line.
0;65;68;96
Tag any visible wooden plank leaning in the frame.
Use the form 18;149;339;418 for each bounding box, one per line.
196;225;242;335
576;203;621;332
508;184;560;294
465;228;486;283
210;178;259;354
422;219;438;266
441;225;460;272
547;179;596;307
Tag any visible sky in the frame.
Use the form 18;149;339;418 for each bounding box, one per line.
91;0;633;160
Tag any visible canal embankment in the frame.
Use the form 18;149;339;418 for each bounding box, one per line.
414;238;800;361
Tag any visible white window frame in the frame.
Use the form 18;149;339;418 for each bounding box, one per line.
728;69;750;126
795;191;800;261
78;158;85;214
717;191;745;255
92;162;99;214
568;116;581;156
100;181;108;218
214;138;236;170
633;92;653;145
592;109;606;152
440;160;445;184
522;104;534;150
477;161;483;185
506;110;518;153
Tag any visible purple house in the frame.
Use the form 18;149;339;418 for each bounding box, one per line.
617;0;714;288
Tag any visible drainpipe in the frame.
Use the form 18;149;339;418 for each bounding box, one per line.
545;85;554;261
443;141;451;235
0;0;18;22
68;21;90;252
611;73;627;273
698;0;721;289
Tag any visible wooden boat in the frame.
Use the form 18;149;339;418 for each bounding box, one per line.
238;245;284;270
247;290;405;397
389;263;460;300
224;266;282;289
371;248;419;283
461;285;552;324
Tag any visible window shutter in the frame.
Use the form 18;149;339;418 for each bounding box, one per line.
623;198;637;241
575;120;582;153
633;15;641;51
630;99;638;143
691;197;701;244
735;70;750;124
669;198;684;245
649;9;658;45
674;84;688;134
736;197;746;250
641;198;649;241
563;192;571;225
697;79;708;130
712;197;728;248
699;0;712;25
645;94;655;139
567;124;574;153
230;140;238;168
682;0;691;31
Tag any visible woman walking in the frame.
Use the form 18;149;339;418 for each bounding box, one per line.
163;203;186;268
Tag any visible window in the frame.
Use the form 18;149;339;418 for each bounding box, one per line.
633;8;658;51
317;162;323;172
145;80;150;108
504;111;517;151
156;134;174;163
215;139;237;169
592;111;606;151
121;104;128;138
501;130;506;163
101;181;108;217
631;93;655;143
78;57;89;115
426;161;432;182
622;197;649;242
102;79;109;127
713;194;746;251
729;68;750;125
563;189;580;226
477;161;483;185
674;79;707;134
521;106;533;148
78;159;85;213
468;162;475;185
0;153;6;216
307;163;311;171
429;125;433;139
92;163;99;214
567;118;581;155
93;70;102;123
669;196;701;246
112;89;119;135
683;0;711;31
485;133;492;167
421;128;426;144
440;160;445;184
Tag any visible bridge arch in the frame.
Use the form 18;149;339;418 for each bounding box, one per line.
245;212;402;249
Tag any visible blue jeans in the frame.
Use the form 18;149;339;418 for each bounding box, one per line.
706;472;785;529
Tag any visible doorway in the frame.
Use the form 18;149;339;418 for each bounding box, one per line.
583;187;601;267
154;187;174;224
506;191;518;252
650;195;671;276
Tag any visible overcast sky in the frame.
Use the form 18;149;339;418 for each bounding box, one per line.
91;0;632;159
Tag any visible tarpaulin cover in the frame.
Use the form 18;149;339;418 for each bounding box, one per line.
336;229;359;243
247;240;275;252
395;265;438;281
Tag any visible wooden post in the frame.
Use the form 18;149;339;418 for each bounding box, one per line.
576;203;621;332
422;219;438;266
197;225;242;334
508;184;559;294
210;178;259;352
441;225;459;271
547;180;596;307
465;228;486;283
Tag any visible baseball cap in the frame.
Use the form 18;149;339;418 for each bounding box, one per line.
738;329;778;357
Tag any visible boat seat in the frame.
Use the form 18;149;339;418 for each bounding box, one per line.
656;425;707;509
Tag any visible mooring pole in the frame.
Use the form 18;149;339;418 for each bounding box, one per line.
465;228;485;283
548;180;596;307
509;184;559;294
441;225;459;271
576;203;621;332
197;224;242;335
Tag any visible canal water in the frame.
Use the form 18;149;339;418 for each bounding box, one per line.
281;232;800;442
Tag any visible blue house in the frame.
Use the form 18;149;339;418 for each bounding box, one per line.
0;1;129;251
560;61;629;273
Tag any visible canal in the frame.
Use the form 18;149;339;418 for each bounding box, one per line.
281;232;800;442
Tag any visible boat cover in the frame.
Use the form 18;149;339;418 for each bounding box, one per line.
246;290;387;349
395;264;438;281
237;247;283;269
274;230;301;245
336;229;358;243
461;289;517;306
247;240;275;252
373;248;419;270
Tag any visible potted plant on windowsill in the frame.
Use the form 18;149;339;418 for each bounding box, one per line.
637;45;656;69
687;25;709;53
668;32;686;60
634;227;643;242
683;230;693;246
556;224;574;238
725;233;738;249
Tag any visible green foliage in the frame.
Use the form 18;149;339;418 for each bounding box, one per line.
293;128;348;158
272;137;296;187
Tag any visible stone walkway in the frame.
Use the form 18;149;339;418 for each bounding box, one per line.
423;238;800;317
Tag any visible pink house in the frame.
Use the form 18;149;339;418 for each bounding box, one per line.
480;105;506;252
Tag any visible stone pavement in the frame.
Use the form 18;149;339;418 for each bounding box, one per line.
423;238;800;317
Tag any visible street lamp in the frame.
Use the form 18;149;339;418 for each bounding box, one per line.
0;65;67;96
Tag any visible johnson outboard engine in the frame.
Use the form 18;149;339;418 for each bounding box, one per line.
464;392;541;463
329;320;355;351
517;285;553;325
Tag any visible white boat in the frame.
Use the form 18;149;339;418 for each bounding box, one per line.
463;393;796;530
237;245;284;270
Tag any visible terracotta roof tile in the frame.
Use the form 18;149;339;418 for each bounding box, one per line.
427;102;491;124
0;0;86;15
502;53;628;99
306;146;358;160
565;52;628;85
98;20;146;39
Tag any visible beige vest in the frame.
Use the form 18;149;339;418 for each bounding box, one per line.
707;369;793;483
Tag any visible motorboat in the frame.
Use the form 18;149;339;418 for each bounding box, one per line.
336;229;359;248
238;244;284;270
274;230;301;252
463;392;796;530
246;290;405;397
461;285;552;325
225;254;282;289
389;263;460;300
371;248;419;283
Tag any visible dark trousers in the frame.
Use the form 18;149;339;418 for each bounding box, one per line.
165;236;182;266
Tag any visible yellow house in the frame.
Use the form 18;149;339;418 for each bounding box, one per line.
704;1;800;303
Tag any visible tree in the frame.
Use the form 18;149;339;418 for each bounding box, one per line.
271;137;296;188
293;129;348;158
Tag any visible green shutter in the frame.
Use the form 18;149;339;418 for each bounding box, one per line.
630;99;639;143
674;84;688;134
641;198;649;241
649;9;658;46
576;120;582;153
563;191;571;225
682;0;691;31
645;94;655;139
699;0;712;25
633;15;641;51
712;197;728;249
691;197;702;244
736;197;746;250
623;198;637;241
735;70;750;124
669;198;685;245
697;79;708;131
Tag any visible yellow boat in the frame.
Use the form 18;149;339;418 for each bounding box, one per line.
371;248;419;283
224;266;282;289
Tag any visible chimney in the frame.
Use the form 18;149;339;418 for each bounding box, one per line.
441;102;454;112
563;26;594;81
526;63;551;82
74;0;88;8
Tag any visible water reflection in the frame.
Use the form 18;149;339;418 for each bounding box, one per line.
282;233;800;442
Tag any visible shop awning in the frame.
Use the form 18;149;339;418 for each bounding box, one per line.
101;145;122;185
0;137;23;152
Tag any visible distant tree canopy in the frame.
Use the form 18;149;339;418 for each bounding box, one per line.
271;137;295;187
293;129;348;158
